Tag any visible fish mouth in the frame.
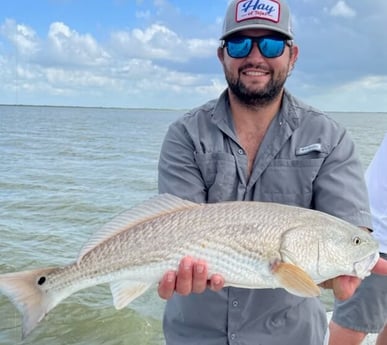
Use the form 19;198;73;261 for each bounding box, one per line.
354;252;379;279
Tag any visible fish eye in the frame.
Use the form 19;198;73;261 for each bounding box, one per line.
352;236;362;245
37;276;46;285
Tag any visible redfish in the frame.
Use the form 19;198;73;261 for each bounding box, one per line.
0;194;379;338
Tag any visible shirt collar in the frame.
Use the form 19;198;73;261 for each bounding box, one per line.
211;88;301;132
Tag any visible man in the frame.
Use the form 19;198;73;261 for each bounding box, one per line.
330;134;387;345
157;0;387;344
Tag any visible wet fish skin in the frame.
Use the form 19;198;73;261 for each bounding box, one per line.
0;194;379;339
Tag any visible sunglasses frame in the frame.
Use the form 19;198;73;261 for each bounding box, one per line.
221;35;293;59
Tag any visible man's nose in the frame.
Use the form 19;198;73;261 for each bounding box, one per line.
246;42;265;60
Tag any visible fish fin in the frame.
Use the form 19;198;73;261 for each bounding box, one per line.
78;194;199;264
0;267;61;339
271;261;321;297
110;281;151;309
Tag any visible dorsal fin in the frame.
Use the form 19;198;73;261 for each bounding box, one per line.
77;194;199;264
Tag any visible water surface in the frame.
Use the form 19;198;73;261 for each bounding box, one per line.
1;106;386;344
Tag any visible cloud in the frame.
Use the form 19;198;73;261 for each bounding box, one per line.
300;74;387;112
42;22;111;67
0;19;110;68
295;0;387;99
0;17;223;108
0;0;386;111
0;19;39;55
136;10;151;20
341;75;387;93
329;1;356;18
110;23;218;62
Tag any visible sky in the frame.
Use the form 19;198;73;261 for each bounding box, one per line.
0;0;386;112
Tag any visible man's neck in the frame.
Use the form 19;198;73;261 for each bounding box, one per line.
228;89;283;131
228;89;284;177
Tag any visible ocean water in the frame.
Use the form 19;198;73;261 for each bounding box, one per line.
0;105;386;345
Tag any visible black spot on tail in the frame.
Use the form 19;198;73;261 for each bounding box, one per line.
38;276;46;285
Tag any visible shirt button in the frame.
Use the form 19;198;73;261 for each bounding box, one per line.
232;300;239;307
237;149;244;155
230;333;236;340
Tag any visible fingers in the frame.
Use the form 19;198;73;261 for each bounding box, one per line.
192;260;225;293
158;256;225;300
209;274;225;291
192;259;209;294
332;276;361;301
371;258;387;275
318;279;333;290
320;258;387;302
176;256;195;295
158;270;177;300
319;276;361;301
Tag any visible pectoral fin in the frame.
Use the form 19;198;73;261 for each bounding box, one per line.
271;261;321;297
110;281;151;309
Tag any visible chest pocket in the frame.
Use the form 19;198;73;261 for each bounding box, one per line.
195;152;239;202
260;158;324;207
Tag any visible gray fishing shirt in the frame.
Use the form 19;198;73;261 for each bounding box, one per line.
158;89;372;345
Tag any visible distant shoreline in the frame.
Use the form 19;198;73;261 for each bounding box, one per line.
0;103;386;114
0;103;188;112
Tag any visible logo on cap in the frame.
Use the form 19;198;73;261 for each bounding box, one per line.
236;0;280;23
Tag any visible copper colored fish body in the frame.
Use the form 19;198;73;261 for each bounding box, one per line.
0;194;379;338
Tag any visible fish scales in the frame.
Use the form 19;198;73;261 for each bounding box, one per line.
17;199;368;295
0;193;379;339
96;202;282;270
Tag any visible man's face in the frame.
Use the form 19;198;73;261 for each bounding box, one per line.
218;29;298;107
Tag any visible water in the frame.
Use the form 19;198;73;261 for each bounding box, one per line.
0;105;386;344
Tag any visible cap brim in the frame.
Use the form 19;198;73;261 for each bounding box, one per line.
220;24;293;40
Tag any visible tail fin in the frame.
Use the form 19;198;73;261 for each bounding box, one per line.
0;267;60;339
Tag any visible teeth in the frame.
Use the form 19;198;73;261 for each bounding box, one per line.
245;71;267;76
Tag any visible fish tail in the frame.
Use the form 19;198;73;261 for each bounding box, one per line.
0;267;61;339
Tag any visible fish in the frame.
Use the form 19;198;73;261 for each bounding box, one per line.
0;193;380;339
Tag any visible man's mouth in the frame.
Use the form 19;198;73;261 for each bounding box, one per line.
243;70;268;77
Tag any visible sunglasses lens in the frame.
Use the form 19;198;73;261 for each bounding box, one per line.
259;37;285;58
226;37;286;59
227;38;252;58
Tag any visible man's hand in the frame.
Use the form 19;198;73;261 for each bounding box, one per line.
159;257;387;301
318;276;362;300
158;256;224;300
371;257;387;275
319;257;387;300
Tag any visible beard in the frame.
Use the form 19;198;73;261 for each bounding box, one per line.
225;63;288;108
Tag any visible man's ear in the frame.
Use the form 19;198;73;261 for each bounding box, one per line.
290;44;299;66
217;47;225;63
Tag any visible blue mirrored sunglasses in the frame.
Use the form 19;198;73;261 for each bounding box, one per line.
222;36;292;59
